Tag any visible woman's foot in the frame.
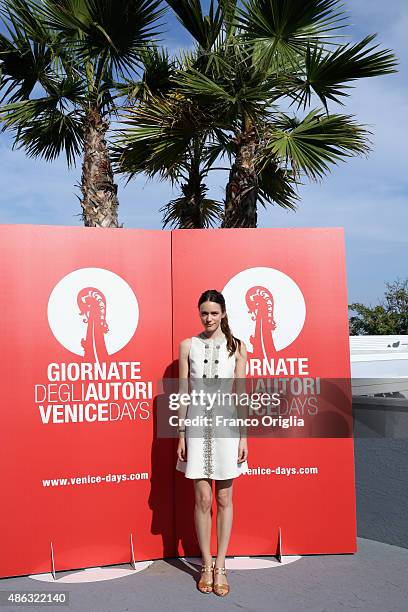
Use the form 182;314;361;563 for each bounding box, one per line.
197;560;214;593
213;566;230;597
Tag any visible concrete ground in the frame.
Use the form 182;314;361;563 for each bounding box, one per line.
1;537;407;611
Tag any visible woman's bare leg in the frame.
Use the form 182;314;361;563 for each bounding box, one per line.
193;478;213;565
214;478;233;583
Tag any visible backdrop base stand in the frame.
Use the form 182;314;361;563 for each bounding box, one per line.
277;526;283;563
130;532;136;569
50;541;56;580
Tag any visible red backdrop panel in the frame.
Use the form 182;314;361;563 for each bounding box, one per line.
0;224;356;579
172;227;356;555
0;224;174;578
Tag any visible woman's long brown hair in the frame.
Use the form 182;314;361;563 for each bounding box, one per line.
198;289;241;357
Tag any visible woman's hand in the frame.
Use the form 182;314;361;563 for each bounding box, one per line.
238;438;248;463
177;436;187;462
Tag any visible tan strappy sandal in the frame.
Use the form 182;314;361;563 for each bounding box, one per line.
197;561;214;593
213;566;230;597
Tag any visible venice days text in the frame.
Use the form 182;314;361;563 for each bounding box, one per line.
35;361;152;424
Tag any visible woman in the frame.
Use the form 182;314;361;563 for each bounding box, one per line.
176;289;249;596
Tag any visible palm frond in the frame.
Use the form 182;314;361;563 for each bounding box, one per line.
112;121;172;181
239;0;348;71
20;110;83;165
292;35;398;110
1;99;83;165
204;129;235;167
257;157;300;209
42;73;86;104
176;66;235;104
267;108;371;180
115;45;177;103
175;55;278;126
113;94;210;180
166;0;225;51
33;0;165;74
160;194;222;228
0;25;52;102
0;0;54;45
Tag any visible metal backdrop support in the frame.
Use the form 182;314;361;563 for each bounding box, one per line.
130;532;136;569
277;527;283;563
50;541;56;579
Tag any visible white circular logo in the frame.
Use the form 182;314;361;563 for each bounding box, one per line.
222;267;306;355
47;268;139;357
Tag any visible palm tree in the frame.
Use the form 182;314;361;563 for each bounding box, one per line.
112;5;226;229
170;0;398;228
0;0;164;227
114;73;224;228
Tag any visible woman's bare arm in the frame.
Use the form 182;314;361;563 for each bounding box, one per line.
234;340;248;439
177;338;191;435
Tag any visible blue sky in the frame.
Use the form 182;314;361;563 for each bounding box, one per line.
0;1;407;306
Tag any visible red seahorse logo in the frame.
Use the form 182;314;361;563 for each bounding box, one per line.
246;285;277;360
77;287;109;363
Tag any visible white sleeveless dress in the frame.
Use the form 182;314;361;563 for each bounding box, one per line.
176;332;249;480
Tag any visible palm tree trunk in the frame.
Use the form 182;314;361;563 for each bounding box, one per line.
162;167;206;229
222;127;258;228
179;168;206;229
80;106;121;228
